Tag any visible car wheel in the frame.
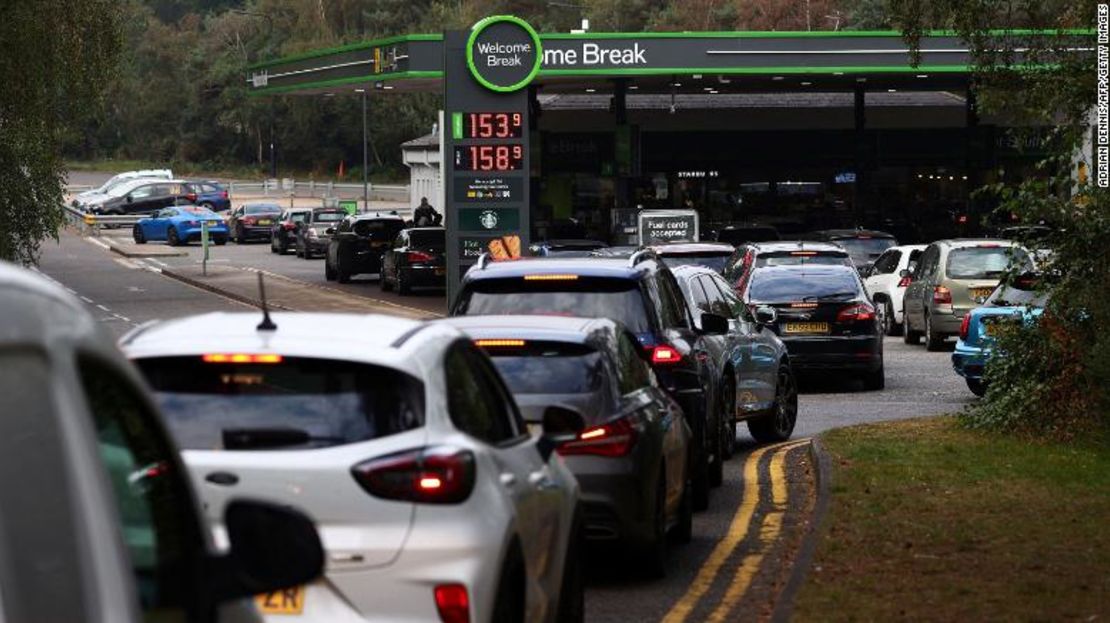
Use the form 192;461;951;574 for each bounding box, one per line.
235;225;245;244
324;259;337;281
691;429;710;512
337;264;350;284
380;270;394;292
199;202;214;211
491;543;525;622
671;478;693;545
925;314;946;351
396;269;411;295
556;510;585;623
966;377;987;397
638;474;668;579
213;236;226;246
878;298;896;336
709;383;728;487
748;364;798;443
132;225;146;244
167;226;180;247
862;362;885;391
270;238;278;254
720;379;736;461
903;313;922;345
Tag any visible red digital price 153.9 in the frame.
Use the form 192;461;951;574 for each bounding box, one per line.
454;145;524;172
464;112;524;138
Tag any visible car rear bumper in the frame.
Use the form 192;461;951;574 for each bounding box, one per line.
780;335;882;372
929;310;965;335
182;227;227;241
305;239;329;254
238;225;273;239
952;342;987;380
400;265;447;287
563;455;654;546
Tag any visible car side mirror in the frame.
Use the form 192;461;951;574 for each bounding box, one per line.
898;269;912;279
754;305;778;326
699;312;729;335
536;405;584;462
325;227;336;235
208;500;324;603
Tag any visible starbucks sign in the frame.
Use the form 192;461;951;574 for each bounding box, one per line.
466;15;542;92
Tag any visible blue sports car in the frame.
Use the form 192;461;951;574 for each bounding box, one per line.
952;273;1046;396
132;206;228;246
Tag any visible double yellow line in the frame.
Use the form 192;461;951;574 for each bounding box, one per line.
662;439;810;623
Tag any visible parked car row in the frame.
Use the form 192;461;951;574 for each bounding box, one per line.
81;176;230;215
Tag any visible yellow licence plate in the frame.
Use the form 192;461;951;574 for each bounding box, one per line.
970;287;993;300
258;219;272;225
784;322;829;334
255;586;305;615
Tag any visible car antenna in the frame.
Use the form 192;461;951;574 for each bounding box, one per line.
256;273;277;331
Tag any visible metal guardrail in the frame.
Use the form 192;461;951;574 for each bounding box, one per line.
228;179;409;202
63;204;142;235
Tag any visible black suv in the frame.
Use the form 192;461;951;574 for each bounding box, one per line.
450;253;730;509
323;213;406;283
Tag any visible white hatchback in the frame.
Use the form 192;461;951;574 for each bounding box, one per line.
862;244;926;336
122;312;583;623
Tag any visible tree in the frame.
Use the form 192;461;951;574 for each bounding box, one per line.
0;0;123;264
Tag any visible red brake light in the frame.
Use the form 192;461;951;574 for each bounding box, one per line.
557;416;637;458
897;276;913;288
221;191;229;199
185;193;198;202
434;584;470;623
649;344;682;365
408;250;434;262
959;314;971;341
351;446;475;504
836;303;876;323
933;286;952;304
283;222;296;230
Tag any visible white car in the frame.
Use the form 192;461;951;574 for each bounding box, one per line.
73;169;173;206
122;312;583;623
862;244;926;336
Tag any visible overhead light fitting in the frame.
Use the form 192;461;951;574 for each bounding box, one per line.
772;76;784;81
888;88;897;93
801;81;812;86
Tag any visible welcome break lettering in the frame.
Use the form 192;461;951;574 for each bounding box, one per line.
475;41;533;67
477;42;648;68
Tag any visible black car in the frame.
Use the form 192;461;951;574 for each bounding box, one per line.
650;242;736;274
295;208;347;259
450;254;730;510
723;241;854;295
738;264;884;390
670;265;798;451
228;203;282;243
380;227;446;293
270;208;310;255
88;179;192;216
324;213;406;283
445;315;692;576
807;229;898;271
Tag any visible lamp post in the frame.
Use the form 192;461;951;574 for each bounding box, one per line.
356;88;369;212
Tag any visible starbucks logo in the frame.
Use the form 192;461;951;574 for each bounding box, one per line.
479;210;499;229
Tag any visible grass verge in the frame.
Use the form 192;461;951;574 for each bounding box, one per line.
792;416;1109;621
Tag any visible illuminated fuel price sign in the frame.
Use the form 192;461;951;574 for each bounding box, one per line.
453;144;525;171
462;112;524;138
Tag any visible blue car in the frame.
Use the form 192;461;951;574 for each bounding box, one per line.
132;205;228;246
952;273;1046;396
185;180;231;212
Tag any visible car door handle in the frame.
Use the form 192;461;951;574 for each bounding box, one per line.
205;471;239;486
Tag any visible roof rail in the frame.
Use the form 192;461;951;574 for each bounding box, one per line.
628;249;653;268
476;252;491;270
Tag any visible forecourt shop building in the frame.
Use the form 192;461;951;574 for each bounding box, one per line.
247;18;1088;289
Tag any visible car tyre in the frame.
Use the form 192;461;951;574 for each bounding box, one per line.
336;262;350;284
639;474;668;579
966;377;987;396
720;379;736;461
380;270;394;292
881;298;900;336
709;384;727;487
671;478;693;545
270;238;279;254
491;543;525;623
167;226;181;247
324;259;337;281
396;269;411;295
862;362;885;391
213;236;226;246
903;314;922;345
690;431;710;511
924;314;946;351
748;364;798;443
235;225;246;244
132;225;146;244
556;510;585;623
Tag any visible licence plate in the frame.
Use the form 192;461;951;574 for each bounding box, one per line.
258;219;272;226
255;586;305;615
784;322;829;334
435;267;446;276
970;287;993;300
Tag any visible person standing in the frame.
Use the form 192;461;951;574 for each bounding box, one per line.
413;197;440;227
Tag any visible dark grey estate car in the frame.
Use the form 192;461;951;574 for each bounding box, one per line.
443;315;692;578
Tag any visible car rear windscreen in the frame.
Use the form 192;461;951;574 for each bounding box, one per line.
352;219;405;240
661;252;732;273
458;277;652;333
135;356;424;450
410;230;446;249
829;237;897;265
245;205;279;214
748;269;862;302
946;246;1033;280
486;342;604;395
313;211;346;223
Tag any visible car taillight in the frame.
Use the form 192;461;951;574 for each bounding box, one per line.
408;250;434;262
283;222;296;230
649;344;682;365
434;584;470;623
933;286;952;304
557;416;637;458
221;191;229;199
897;276;912;288
185;193;197;202
351;446;474;504
836;302;876;322
959;314;971;341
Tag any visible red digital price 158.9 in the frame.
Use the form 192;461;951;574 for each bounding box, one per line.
464;112;524;138
454;145;524;172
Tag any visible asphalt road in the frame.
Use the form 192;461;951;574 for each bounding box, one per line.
37;227;973;621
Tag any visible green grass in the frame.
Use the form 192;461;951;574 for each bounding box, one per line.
793;417;1110;621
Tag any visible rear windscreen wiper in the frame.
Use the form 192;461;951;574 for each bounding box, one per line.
803;291;858;302
222;427;344;450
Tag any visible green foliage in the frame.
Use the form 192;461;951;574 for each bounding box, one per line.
892;1;1107;438
0;0;123;264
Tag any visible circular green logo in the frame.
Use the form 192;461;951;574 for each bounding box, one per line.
466;15;542;93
